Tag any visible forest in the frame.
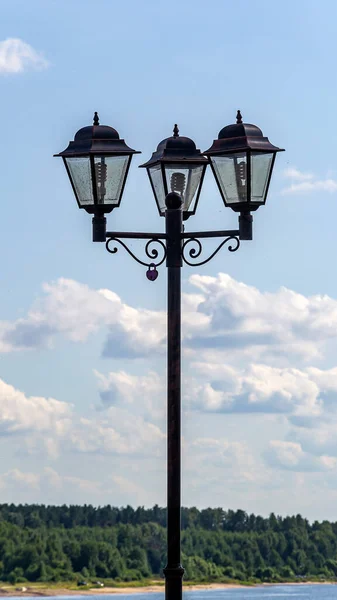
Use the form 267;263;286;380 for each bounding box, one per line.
0;504;337;584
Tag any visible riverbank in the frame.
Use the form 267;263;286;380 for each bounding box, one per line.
0;583;249;596
0;581;335;596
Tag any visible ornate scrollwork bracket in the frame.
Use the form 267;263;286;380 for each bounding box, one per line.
104;229;241;280
106;237;167;280
181;235;240;267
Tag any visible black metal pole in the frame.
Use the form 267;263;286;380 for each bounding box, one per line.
163;193;184;600
238;212;253;241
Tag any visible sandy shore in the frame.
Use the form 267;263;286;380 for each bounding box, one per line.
0;581;334;596
0;583;249;596
94;584;246;594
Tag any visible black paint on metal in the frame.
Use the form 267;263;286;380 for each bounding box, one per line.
182;236;240;266
92;215;106;242
182;229;239;239
105;237;167;268
239;212;253;240
163;197;184;600
105;231;167;240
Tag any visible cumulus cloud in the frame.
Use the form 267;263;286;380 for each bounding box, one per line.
288;425;337;458
188;273;337;362
0;378;71;437
69;409;165;457
95;369;165;421
286;367;337;455
95;361;324;426
185;363;322;418
3;274;337;366
5;273;337;498
0;372;165;461
282;167;337;195
266;441;337;472
0;279;166;357
0;38;49;73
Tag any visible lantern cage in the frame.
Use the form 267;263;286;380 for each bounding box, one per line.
140;125;208;220
204;111;284;212
54;112;140;214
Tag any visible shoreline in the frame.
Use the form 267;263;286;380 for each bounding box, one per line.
0;581;335;596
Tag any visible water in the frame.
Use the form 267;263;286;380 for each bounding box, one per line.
6;586;337;600
183;587;337;600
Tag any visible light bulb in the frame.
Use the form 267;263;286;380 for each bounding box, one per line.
170;172;186;196
238;161;246;181
95;158;107;203
236;160;247;201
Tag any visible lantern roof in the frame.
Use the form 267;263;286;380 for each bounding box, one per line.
204;110;284;155
54;112;140;157
140;125;208;167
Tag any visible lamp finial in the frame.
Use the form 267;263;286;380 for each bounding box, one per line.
236;110;243;124
173;124;179;137
93;112;100;126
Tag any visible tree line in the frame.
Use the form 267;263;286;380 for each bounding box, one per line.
0;504;336;583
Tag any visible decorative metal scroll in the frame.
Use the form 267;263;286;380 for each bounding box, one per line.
105;234;240;278
106;237;167;279
181;235;240;267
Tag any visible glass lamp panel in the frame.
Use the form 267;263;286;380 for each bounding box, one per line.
251;152;274;203
94;156;129;205
148;164;166;213
164;164;204;212
211;153;248;205
65;157;93;206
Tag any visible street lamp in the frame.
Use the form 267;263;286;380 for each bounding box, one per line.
139;123;208;220
54;112;140;241
55;111;283;600
204;110;281;212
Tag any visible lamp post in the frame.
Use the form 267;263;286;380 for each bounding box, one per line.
55;110;283;600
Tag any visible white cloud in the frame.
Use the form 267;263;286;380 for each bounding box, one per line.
282;166;337;195
289;425;337;457
0;378;72;437
185;363;322;418
188;273;337;363
3;274;337;367
0;372;166;461
0;467;151;506
182;436;264;507
266;441;337;472
287;368;337;455
95;369;165;421
1;469;40;489
111;475;146;500
4;273;337;508
187;437;256;480
0;468;103;503
69;408;165;458
283;180;337;194
4;274;337;464
0;278;166;357
283;167;314;181
0;38;49;74
94;361;324;428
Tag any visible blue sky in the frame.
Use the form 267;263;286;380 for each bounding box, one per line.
1;0;337;520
